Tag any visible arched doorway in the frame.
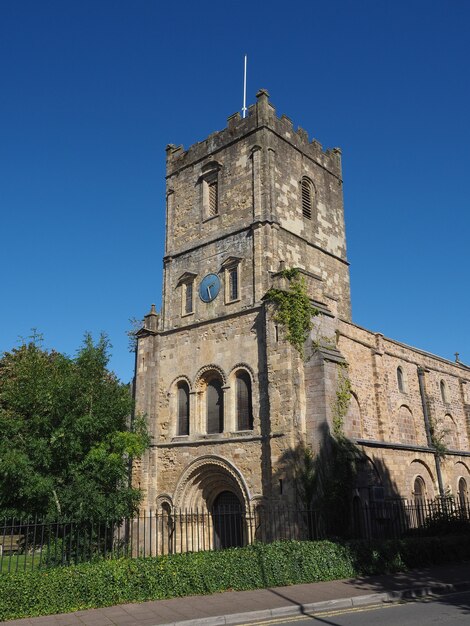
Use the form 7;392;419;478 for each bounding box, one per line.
211;491;243;549
172;456;250;551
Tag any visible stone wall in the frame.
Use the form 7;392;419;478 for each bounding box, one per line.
135;307;278;509
162;89;351;333
133;90;469;519
336;319;470;501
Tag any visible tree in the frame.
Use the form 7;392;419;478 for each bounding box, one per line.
0;333;149;521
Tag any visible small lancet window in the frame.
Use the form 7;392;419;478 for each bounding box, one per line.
397;367;405;393
301;177;314;219
221;256;242;304
208;180;218;216
178;272;197;317
200;161;222;220
177;382;190;436
440;380;448;404
228;266;238;301
185;282;193;315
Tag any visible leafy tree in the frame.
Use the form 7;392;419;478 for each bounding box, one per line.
0;333;149;521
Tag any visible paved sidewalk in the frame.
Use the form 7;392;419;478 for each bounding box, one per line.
4;562;470;626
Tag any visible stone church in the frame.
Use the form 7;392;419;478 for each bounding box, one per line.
133;90;470;519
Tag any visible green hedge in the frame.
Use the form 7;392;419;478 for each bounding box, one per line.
1;535;470;621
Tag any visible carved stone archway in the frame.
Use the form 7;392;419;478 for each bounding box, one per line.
171;456;251;550
172;455;250;512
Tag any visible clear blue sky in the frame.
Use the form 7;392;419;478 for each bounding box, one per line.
1;0;469;381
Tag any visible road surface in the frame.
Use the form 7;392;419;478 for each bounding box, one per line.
240;590;470;626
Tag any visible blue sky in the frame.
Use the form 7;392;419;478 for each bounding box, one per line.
1;0;469;381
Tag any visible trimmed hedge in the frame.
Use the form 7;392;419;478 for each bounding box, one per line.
1;535;470;621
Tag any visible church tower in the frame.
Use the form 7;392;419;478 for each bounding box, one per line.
134;90;351;516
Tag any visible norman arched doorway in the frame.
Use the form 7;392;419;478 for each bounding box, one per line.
211;490;243;549
172;456;250;551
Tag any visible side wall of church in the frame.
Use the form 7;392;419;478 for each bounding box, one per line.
336;319;470;501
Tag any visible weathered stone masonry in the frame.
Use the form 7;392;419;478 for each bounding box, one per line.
133;89;470;520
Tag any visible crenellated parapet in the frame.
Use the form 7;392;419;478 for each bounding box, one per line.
166;89;342;179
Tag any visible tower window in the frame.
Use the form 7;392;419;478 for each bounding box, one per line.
177;272;197;317
228;266;238;301
177;382;190;436
185;281;193;315
236;371;253;431
208;180;218;216
200;161;222;221
301;177;314;220
221;256;242;304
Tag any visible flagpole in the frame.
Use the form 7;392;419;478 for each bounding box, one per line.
242;55;247;118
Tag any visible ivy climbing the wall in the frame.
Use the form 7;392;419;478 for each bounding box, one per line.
266;268;318;357
429;416;449;458
331;363;352;437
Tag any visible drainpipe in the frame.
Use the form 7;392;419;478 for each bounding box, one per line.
417;367;445;497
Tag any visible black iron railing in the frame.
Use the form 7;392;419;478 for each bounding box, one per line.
1;498;469;573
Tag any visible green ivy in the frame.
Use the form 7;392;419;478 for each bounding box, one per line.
429;416;449;458
331;363;352;437
266;269;318;356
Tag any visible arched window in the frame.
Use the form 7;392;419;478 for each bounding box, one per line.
395;405;416;445
200;161;222;220
207;378;224;433
301;177;314;219
236;371;253;431
177;382;190;436
443;414;458;449
413;476;426;525
397;367;405;393
414;476;425;502
458;477;468;506
344;392;361;439
440;380;448;403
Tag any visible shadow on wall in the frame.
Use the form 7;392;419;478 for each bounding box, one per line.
267;426;470;617
272;421;470;541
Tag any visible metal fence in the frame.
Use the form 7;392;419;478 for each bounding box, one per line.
1;498;469;573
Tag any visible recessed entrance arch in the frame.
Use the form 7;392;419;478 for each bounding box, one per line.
172;455;250;549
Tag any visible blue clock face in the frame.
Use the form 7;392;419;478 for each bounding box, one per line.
199;273;221;303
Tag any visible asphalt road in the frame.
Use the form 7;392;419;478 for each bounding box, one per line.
241;590;470;626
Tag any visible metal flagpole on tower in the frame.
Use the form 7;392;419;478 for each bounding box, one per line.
242;55;247;118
